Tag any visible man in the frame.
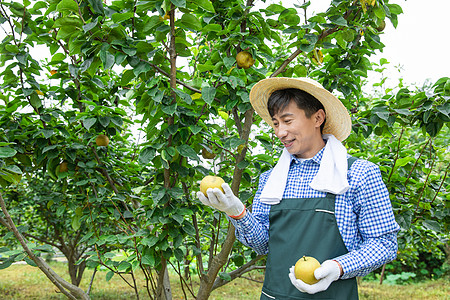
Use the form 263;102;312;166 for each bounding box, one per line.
197;77;400;299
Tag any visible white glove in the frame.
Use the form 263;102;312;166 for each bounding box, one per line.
288;260;341;294
196;183;245;217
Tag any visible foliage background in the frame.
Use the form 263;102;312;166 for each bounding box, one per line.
0;0;448;299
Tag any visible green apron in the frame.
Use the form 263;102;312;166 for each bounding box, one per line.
260;158;359;300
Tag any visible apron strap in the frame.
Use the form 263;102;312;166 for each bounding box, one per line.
347;156;357;169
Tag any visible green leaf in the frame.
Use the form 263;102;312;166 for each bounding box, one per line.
197;64;215;72
0;260;13;270
98;116;110;127
202;24;221;32
82;118;97;130
133;61;151;76
112;12;134;23
219;272;231;281
121;69;135;86
24;257;37;267
182;222;196;236
189;125;202;134
329;15;347;26
56;0;78;13
106;271;114;281
161;103;177;115
5;44;19;53
33;245;55;253
173;89;192;104
4;165;22;174
30;93;42;109
170;0;186;8
177;144;199;161
72;215;81;231
386;4;403;15
88;0;104;15
179;13;201;31
196;0;214;12
83;18;98;32
422;219;440;233
141;236;159;247
141;253;155;266
139;147;156;165
152;187;167;204
0;147;17;158
111;116;124;127
174;248;184;261
264;4;285;16
41;129;54;138
373;6;385;19
202;86;216;105
237;160;249;169
279;8;300;26
100;50;115;70
52;53;66;62
436;104;450;117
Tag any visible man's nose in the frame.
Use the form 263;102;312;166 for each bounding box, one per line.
275;124;288;139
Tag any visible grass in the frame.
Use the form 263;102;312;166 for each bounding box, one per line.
0;262;448;299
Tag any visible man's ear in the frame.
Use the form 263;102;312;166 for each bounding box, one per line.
314;109;326;128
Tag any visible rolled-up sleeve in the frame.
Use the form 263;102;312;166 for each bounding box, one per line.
335;161;400;279
228;171;272;255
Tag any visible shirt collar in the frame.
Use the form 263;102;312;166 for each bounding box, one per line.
289;145;326;165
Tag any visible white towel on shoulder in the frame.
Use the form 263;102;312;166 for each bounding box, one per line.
259;148;291;205
309;134;350;194
260;134;349;205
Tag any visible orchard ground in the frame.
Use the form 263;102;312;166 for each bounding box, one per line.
0;261;448;299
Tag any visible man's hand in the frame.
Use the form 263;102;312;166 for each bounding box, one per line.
288;260;341;294
197;183;245;218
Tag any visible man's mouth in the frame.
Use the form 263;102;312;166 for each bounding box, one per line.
282;139;295;148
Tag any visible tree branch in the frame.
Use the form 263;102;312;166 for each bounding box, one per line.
212;255;265;290
0;191;89;300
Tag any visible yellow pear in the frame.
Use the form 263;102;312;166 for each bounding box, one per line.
201;147;216;159
236;51;255;69
59;161;68;173
294;256;321;285
376;19;386;32
96;134;109;146
200;175;225;196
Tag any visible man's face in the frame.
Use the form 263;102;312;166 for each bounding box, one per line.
271;100;325;158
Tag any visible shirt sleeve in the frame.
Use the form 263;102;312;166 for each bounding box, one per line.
334;161;400;279
228;170;272;255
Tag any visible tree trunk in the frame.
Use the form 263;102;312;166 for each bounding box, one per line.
196;225;236;299
67;257;86;286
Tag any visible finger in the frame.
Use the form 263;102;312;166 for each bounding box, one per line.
211;189;229;206
206;188;219;202
221;182;233;196
314;266;327;280
288;271;299;286
288;272;307;293
197;192;211;206
207;188;222;207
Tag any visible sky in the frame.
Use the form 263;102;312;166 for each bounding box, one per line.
264;0;450;89
1;0;449;89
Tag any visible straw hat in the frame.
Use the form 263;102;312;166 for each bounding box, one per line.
249;77;352;141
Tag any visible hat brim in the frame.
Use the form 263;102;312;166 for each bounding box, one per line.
249;77;352;141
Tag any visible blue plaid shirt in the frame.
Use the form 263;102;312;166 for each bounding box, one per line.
229;147;400;279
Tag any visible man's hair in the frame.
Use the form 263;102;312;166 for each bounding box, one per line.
267;88;326;131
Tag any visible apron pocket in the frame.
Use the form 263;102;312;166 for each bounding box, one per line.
315;209;334;214
261;290;276;299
